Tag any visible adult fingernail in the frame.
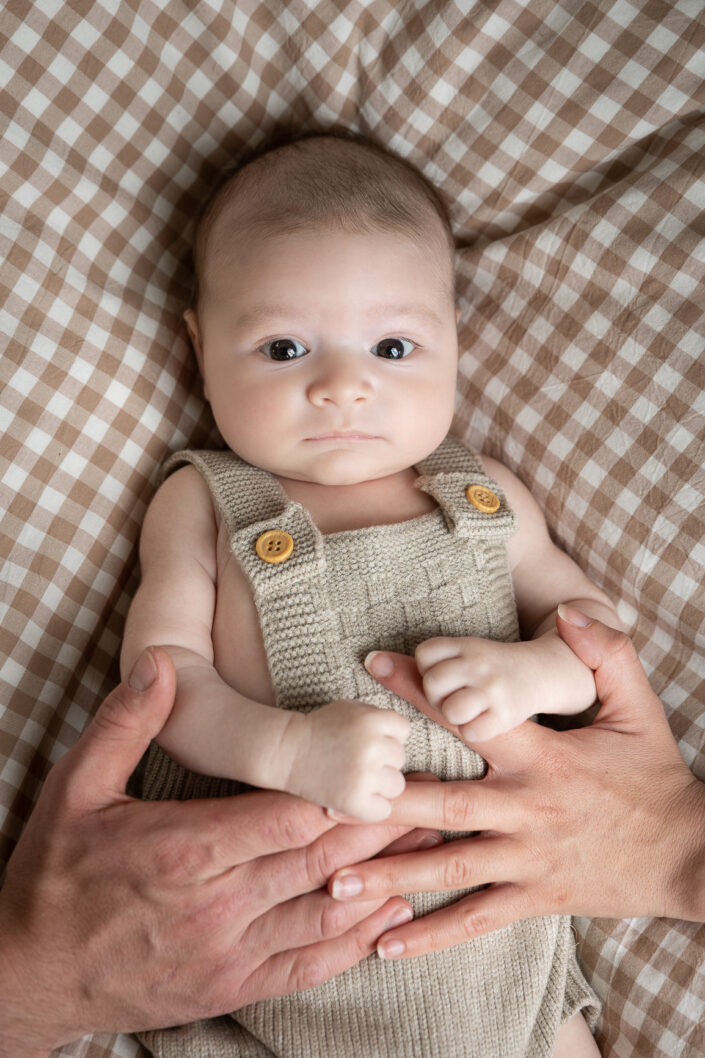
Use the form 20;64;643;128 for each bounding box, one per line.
417;833;443;849
384;906;413;930
331;872;363;899
128;649;157;691
557;604;593;628
364;652;394;678
378;938;406;960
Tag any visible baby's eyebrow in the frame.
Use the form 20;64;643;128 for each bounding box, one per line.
366;303;444;327
235;303;444;330
235;304;301;331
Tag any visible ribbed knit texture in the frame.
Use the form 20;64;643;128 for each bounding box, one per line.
138;435;599;1057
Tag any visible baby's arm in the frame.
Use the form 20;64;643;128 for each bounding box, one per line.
415;457;621;741
121;467;408;821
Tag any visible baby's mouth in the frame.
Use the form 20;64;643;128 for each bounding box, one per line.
305;431;379;441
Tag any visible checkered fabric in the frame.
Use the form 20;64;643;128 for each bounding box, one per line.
1;2;703;1056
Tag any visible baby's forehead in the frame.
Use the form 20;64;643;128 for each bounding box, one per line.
204;209;456;308
196;136;455;288
208;201;448;258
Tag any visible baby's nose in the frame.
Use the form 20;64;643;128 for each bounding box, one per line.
307;356;372;406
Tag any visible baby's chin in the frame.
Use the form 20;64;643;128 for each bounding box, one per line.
278;468;388;488
271;455;407;489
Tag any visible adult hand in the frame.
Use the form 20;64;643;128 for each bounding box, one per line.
0;648;414;1058
329;611;705;960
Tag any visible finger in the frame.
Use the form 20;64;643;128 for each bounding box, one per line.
176;790;334;872
377;829;444;857
414;637;463;671
378;709;411;741
353;795;393;823
254;887;391;957
381;736;407;771
441;687;488;726
365;651;425;706
366;651;550;769
330;834;518;902
386;776;524;832
365;652;457;735
458;710;508;743
241;813;414;910
60;647;178;808
237;898;413;1006
326;808;364;823
376;884;533;960
375;765;406;800
556;609;665;731
420;658;474;708
375;774;443;855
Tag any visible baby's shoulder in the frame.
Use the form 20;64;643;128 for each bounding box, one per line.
480;452;550;527
140;464;218;554
151;462;213;514
477;454;520;494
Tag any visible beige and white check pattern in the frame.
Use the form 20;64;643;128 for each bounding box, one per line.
2;2;704;1056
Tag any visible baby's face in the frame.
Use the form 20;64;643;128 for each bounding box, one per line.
186;225;458;487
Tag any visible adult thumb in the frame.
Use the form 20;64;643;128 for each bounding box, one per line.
59;647;178;807
556;606;665;732
364;651;458;735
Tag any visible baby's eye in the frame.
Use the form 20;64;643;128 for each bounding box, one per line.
260;338;308;361
371;337;416;360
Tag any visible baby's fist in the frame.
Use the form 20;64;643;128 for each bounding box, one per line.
415;636;537;741
294;700;409;822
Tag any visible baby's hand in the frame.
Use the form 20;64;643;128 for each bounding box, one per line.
415;635;597;742
287;700;410;823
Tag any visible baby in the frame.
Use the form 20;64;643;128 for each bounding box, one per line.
124;132;615;1057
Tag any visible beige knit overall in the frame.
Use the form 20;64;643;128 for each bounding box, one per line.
137;435;599;1058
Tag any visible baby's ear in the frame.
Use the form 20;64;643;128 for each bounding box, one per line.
183;309;208;399
183;308;202;361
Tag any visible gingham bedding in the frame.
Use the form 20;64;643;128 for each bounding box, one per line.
1;2;704;1056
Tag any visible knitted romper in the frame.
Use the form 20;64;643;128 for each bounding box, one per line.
137;435;599;1058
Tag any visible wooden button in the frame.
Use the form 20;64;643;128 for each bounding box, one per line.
255;530;294;563
466;484;501;514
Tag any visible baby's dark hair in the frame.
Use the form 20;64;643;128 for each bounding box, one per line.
190;129;455;305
